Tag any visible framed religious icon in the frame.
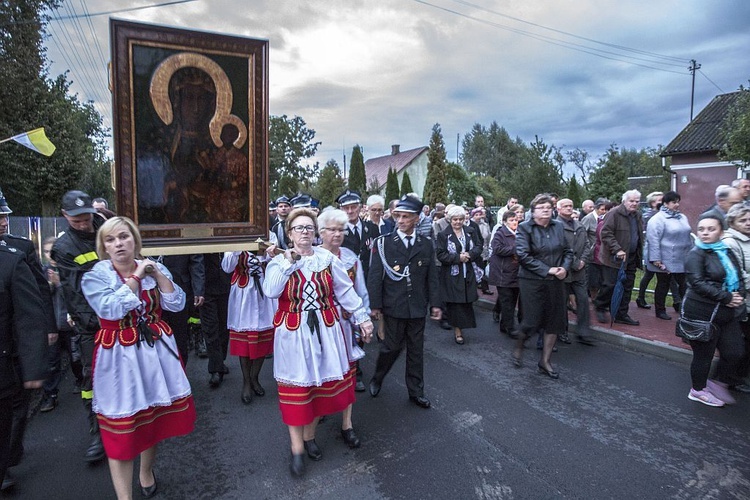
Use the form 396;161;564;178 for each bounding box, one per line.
110;19;268;254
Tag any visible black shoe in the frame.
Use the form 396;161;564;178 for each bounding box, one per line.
730;383;750;394
241;385;253;404
635;298;651;309
209;372;223;388
251;379;265;397
139;472;158;499
221;365;230;375
558;333;572;344
440;319;452;330
537;363;559;379
409;396;431;409
196;338;208;358
369;378;381;397
1;470;16;491
355;379;366;392
492;311;500;323
290;453;305;477
341;428;361;449
303;439;322;461
577;335;596;346
40;395;58;413
596;310;608;323
614;315;640;326
84;433;106;463
656;311;672;320
673;302;681;313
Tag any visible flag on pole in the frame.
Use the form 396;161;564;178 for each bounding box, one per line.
7;128;56;156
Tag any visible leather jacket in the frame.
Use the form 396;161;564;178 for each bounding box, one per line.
516;219;574;280
684;246;745;306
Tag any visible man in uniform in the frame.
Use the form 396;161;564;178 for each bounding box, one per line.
271;195;292;249
0;246;47;492
367;195;441;409
201;253;232;387
50;190;106;463
0;189;56;485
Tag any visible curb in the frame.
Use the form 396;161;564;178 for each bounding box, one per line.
476;297;692;365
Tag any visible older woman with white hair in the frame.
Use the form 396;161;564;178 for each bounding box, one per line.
435;205;483;344
366;194;394;235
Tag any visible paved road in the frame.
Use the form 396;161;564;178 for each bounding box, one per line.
11;309;750;499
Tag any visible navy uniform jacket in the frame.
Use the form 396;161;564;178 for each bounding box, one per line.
342;218;377;278
159;254;205;298
1;234;56;333
0;246;47;398
367;231;440;319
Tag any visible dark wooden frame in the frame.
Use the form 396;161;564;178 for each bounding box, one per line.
110;19;268;253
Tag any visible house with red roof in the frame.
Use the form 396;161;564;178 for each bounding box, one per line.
364;144;429;199
661;91;745;228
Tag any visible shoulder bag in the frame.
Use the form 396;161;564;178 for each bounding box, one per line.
675;302;719;343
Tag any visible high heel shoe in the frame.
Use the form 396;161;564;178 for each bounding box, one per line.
537;363;559;379
139;471;158;498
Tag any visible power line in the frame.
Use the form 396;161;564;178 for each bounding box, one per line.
698;69;725;94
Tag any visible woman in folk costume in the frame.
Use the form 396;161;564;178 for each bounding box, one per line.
222;247;277;404
317;208;370;450
262;208;374;477
81;217;195;499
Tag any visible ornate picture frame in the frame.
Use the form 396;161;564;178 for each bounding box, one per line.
110;19;268;254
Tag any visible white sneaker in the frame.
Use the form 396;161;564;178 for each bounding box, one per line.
688;388;725;407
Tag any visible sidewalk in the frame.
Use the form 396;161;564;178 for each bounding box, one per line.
477;291;693;365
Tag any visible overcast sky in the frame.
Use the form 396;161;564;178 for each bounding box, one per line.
44;0;750;173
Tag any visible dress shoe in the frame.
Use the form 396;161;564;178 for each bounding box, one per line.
209;372;223;388
537;363;559;379
558;332;572;344
221;365;230;375
409;396;431;409
341;428;361;448
1;470;16;491
40;394;58;412
614;315;640;326
241;386;253;404
84;433;106;463
139;472;158;499
656;311;672;320
596;310;608;323
635;298;651;309
251;380;265;397
369;378;381;397
290;453;305;477
577;335;596;346
303;439;322;461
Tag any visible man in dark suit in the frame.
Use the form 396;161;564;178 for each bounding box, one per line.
0;244;48;492
201;253;232;387
367;195;442;409
154;254;205;364
271;196;292;249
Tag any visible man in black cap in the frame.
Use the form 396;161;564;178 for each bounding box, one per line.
367;195;442;408
50;190;106;463
271;195;292;249
0;189;56;487
0;245;47;492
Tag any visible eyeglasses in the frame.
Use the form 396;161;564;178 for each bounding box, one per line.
291;225;315;233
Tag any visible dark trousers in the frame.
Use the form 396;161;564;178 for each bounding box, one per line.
373;315;426;398
201;293;229;374
162;293;194;365
0;393;13;487
685;299;746;389
567;279;590;337
654;273;686;312
496;286;522;335
738;320;750;381
640;270;684;306
595;254;637;318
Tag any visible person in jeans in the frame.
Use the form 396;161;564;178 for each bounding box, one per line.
683;213;746;407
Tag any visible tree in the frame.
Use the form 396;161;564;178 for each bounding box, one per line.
445;162;480;205
461;121;526;179
504;136;564;205
277;174;299;198
400;171;413;196
566;147;594;189
586;144;629;201
385;168;400;203
269;114;321;197
721;85;750;166
0;0;110;216
566;174;584;208
347;145;366;193
423;123;448;206
313;159;346;208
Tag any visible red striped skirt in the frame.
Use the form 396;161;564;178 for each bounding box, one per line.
97;396;196;461
277;367;356;426
229;328;274;359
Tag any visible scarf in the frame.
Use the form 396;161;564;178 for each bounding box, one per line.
695;240;740;292
660;205;681;219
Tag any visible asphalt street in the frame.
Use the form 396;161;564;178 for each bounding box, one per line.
10;308;750;499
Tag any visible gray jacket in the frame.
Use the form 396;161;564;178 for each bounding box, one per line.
644;210;692;273
557;216;591;282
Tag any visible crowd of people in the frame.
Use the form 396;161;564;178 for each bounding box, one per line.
2;179;750;495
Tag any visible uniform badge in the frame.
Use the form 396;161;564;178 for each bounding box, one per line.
417;260;422;266
394;265;400;272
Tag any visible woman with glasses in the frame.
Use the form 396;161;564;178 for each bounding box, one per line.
513;195;573;378
263;208;374;477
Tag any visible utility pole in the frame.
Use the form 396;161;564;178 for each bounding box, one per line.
689;59;701;122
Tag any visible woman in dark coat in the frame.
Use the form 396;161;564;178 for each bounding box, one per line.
488;210;522;338
436;206;483;344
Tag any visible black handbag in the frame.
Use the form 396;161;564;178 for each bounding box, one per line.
675;303;719;342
